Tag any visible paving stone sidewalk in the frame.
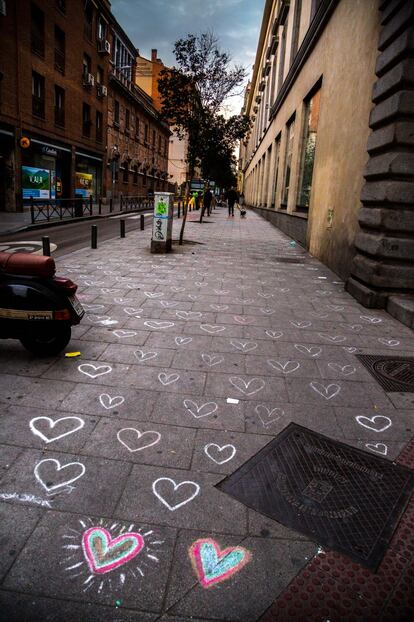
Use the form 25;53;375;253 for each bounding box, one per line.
0;206;413;621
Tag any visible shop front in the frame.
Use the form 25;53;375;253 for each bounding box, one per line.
75;151;103;200
20;136;72;204
0;126;15;212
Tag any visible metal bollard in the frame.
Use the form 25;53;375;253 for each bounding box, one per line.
98;197;102;215
42;236;50;256
120;218;125;238
91;225;97;249
109;198;113;213
177;201;181;218
140;214;144;230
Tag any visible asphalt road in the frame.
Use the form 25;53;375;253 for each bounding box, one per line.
0;210;154;257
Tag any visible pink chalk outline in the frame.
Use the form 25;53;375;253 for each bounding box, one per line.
82;527;144;574
189;537;251;588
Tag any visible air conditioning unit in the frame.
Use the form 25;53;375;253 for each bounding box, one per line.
97;84;107;97
98;39;111;54
84;73;94;87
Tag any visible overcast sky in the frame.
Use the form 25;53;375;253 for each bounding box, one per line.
110;0;265;114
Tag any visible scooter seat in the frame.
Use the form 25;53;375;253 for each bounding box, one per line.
0;251;56;278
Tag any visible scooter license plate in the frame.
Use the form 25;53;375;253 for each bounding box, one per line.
68;295;85;318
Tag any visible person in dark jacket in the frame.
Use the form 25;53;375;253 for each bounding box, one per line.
225;187;239;217
203;187;213;217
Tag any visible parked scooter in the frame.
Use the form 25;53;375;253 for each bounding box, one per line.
0;251;84;355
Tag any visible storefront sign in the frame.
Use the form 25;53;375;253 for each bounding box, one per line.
75;172;93;198
22;166;50;199
41;146;58;157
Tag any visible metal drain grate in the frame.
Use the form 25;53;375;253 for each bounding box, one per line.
217;423;414;570
357;355;414;392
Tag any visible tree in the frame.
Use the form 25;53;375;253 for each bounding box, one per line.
158;32;248;243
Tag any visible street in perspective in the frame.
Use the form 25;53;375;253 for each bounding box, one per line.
0;0;414;621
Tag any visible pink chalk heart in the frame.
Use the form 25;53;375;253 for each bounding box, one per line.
82;527;144;575
189;538;250;588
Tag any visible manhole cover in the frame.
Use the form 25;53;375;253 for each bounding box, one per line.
357;355;414;392
217;423;414;570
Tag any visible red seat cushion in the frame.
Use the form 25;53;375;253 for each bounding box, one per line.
0;252;56;278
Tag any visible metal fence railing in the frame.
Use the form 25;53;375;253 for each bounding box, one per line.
29;196;93;224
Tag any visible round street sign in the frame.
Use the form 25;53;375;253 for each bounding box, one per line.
0;241;57;255
20;137;31;149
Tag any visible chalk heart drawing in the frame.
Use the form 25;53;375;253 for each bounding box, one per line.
291;320;312;328
265;330;283;339
158;372;179;386
234;316;250;325
258;292;272;298
378;338;400;347
145;292;164;298
230;377;265;396
268;360;300;374
328;363;356;376
82;527;144;575
202;353;224;367
152;477;200;511
34;458;86;492
144;320;175;330
356;415;392;433
230;340;257;353
204;443;236;465
134;349;158;362
189;538;250;589
113;329;137;338
319;334;346;343
366;442;388;456
83;303;104;311
310;382;341;400
360;315;382;324
343;346;358;354
175;336;192;346
30;416;84;444
176;311;202;321
78;364;112;379
260;308;275;315
295;344;322;357
99;394;125;410
184;400;218;419
200;324;225;334
171;286;185;292
123;307;143;316
160;300;179;308
255;405;284;427
117;428;161;452
211;304;228;311
87;314;111;324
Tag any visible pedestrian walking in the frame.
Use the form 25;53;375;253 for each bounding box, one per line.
225;187;239;217
239;192;246;217
203;186;213;217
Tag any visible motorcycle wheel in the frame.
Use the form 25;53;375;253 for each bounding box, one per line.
20;325;72;356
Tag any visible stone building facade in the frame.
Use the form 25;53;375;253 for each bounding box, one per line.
239;0;414;321
0;0;112;212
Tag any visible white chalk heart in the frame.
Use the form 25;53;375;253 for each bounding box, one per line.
134;350;158;362
144;320;175;329
378;338;400;347
113;329;137;338
366;442;388;456
356;415;392;433
171;286;185;292
295;344;322;357
265;330;283;339
145;292;164;298
268;360;300;374
34;458;86;492
328;363;356;376
234;316;251;325
29;416;84;443
175;336;192;346
123;307;143;316
343;346;358;353
158;372;179;385
176;311;202;320
310;382;341;400
99;394;125;409
204;443;236;465
152;477;200;511
230;377;265;396
202;353;224;367
230;340;257;353
78;364;112;379
83;304;105;311
210;304;229;311
360;315;382;324
319;334;346;343
260;308;275;315
200;324;225;334
117;428;161;452
183;400;218;418
255;405;284;427
160;300;179;308
290;321;312;328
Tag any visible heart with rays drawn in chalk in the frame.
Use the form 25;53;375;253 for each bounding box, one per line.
82;526;144;574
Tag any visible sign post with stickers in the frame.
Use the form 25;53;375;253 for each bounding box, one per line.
151;192;174;253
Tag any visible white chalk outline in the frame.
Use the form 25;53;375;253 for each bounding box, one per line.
30;416;85;444
78;364;112;379
117;428;161;452
204;443;236;465
99;394;125;410
229;377;265;396
158;372;179;386
152;477;200;511
183;400;218;419
34;458;86;492
356;415;392;433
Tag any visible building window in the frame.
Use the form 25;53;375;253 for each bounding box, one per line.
277;19;288;94
152;129;156;148
31;3;45;57
96;66;103;84
135;118;140;139
271;135;281;207
297;88;321;212
144;124;149;144
84;0;93;41
122;164;129;183
290;0;302;66
32;71;45;118
55;0;66;14
97;17;106;40
133;165;138;184
158;135;162;154
125;109;130;131
54;26;65;74
54;85;65;126
114;100;120;126
96;110;103;142
82;103;91;137
281;117;295;207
